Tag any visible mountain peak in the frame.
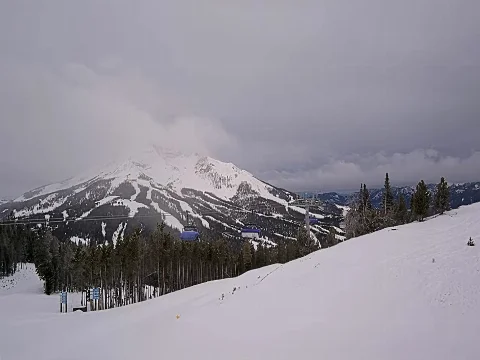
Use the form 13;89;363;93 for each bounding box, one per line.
1;144;347;247
1;144;344;247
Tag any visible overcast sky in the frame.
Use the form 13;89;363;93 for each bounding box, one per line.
1;0;479;197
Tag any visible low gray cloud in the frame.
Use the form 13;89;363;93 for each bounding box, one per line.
261;149;480;191
1;0;479;197
0;62;234;196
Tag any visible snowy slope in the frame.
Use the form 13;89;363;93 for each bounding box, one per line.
0;263;43;295
0;264;85;323
0;145;343;245
2;203;480;359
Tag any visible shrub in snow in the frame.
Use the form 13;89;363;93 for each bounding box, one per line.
467;237;475;246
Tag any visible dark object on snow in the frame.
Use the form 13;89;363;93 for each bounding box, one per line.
73;306;87;312
432;258;435;263
467;237;475;246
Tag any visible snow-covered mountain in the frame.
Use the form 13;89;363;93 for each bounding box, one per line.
317;182;480;210
0;145;344;245
2;203;480;359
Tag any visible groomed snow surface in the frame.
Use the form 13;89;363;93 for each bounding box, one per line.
2;204;480;359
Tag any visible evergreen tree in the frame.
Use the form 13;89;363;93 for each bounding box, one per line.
382;172;395;216
412;180;431;221
395;194;408;224
344;208;360;239
34;231;55;294
241;241;252;271
345;186;363;239
361;184;377;233
276;241;287;263
326;227;338;247
286;239;300;261
410;192;416;212
357;184;365;214
297;226;318;255
434;177;450;214
345;183;378;238
358;183;373;214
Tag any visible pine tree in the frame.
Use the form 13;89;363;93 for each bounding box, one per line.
276;241;287;263
241;241;252;271
361;184;373;212
345;183;377;238
357;184;365;214
297;226;318;255
412;180;431;221
344;207;361;239
326;227;338;247
286;239;300;261
345;185;363;238
395;194;408;224
434;177;450;214
382;172;394;216
361;184;377;233
34;231;55;294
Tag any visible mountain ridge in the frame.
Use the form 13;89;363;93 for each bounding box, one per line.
315;181;480;210
0;145;344;247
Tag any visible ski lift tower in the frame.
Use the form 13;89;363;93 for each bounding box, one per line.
292;193;318;236
291;193;314;236
305;203;310;235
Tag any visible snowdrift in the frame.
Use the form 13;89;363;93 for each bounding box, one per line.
1;204;480;359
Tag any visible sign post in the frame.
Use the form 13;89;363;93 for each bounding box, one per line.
60;291;67;313
93;287;100;311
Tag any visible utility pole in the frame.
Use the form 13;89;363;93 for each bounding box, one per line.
304;193;312;236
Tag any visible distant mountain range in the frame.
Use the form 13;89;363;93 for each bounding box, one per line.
0;145;344;247
314;182;480;210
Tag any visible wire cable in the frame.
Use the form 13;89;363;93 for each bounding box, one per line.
0;195;333;226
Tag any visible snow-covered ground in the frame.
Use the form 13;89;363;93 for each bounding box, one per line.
1;204;480;359
0;264;84;323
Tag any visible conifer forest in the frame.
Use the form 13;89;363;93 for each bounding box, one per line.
344;174;451;238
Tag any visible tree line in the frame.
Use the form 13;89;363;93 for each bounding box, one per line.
0;224;35;277
1;221;319;308
345;174;450;239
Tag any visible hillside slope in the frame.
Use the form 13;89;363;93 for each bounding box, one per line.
1;203;479;359
0;145;343;245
